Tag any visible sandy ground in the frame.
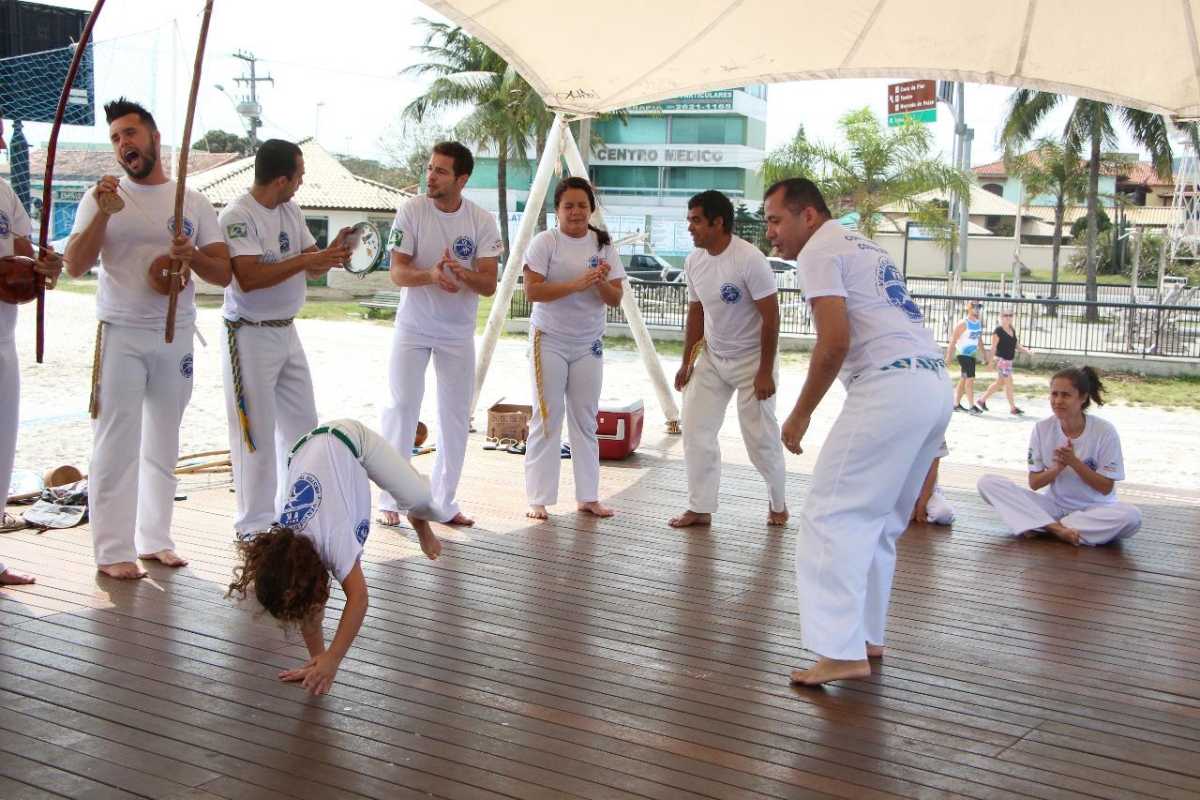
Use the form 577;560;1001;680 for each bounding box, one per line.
9;291;1199;495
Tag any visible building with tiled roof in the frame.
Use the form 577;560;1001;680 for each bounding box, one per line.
0;143;240;239
191;138;409;213
972;149;1175;208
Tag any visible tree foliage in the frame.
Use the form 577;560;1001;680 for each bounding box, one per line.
191;129;252;155
762;108;971;241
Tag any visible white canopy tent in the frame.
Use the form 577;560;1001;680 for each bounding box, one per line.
424;0;1200;119
443;0;1200;429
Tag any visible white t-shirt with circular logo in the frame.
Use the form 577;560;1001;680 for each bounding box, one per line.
71;177;221;329
0;178;33;342
278;433;371;583
388;195;502;341
1027;414;1126;511
796;221;939;383
684;235;777;360
219;193;317;322
525;228;625;343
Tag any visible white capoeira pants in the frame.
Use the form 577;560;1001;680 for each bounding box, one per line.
525;329;603;506
797;362;952;661
89;324;194;566
976;474;1141;545
682;348;787;514
0;334;18;519
1;330;18;577
380;330;473;522
925;488;955;525
222;323;318;537
286;419;440;523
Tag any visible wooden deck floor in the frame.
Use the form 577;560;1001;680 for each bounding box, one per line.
2;429;1199;800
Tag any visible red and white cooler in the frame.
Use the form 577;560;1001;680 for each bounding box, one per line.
596;398;644;460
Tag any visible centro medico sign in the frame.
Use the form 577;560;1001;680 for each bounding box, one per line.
594;147;727;164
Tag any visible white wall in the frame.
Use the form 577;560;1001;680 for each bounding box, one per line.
877;233;1084;276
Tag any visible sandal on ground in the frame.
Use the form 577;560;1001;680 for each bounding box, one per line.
0;512;25;532
561;443;572;459
506;441;527;455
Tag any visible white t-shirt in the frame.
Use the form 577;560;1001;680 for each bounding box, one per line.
71;178;221;329
219;192;317;322
278;433;370;583
0;178;33;342
684;236;777;359
797;221;940;383
525;228;625;343
388;195;502;340
1028;414;1125;511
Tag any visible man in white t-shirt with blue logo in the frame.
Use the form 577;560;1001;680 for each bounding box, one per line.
219;139;352;540
670;190;788;530
766;177;951;686
66;98;232;579
379;142;502;527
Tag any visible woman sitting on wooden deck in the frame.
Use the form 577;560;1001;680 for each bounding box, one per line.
977;366;1142;546
228;418;442;695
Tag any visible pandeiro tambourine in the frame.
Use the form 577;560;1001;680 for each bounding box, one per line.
343;221;385;276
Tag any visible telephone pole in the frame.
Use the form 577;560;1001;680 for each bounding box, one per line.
232;50;273;152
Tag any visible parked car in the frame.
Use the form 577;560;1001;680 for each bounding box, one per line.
624;253;684;283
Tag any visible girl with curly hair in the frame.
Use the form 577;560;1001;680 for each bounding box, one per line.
229;418;442;695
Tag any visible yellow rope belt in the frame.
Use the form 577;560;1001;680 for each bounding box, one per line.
687;337;706;371
88;322;104;419
532;327;548;427
225;317;294;453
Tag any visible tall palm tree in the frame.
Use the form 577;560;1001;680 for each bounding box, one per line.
1004;138;1090;309
1000;91;1189;320
401;18;550;258
768;108;970;242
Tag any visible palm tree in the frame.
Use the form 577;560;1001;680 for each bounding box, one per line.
767;108;971;241
401;18;551;258
1004;138;1090;309
1000;91;1191;320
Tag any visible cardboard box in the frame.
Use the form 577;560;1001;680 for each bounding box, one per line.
487;402;533;443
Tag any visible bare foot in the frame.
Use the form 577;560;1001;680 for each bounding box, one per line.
378;510;402;527
408;516;442;560
445;512;475;527
768;507;789;526
0;569;36;585
1045;522;1082;546
139;549;188;567
668;510;711;528
526;505;549;520
98;562;147;580
578;501;614;518
866;644;885;659
790;657;872;686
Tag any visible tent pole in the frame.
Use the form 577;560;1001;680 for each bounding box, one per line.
471;112;565;422
558;121;682;432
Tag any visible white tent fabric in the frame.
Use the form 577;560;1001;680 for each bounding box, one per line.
423;0;1200;118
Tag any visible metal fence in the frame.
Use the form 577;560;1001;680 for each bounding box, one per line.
904;276;1198;306
509;282;1200;360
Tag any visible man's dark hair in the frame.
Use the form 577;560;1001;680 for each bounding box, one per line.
687;190;734;233
432;141;474;178
255;139;303;185
103;97;157;131
764;177;831;217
